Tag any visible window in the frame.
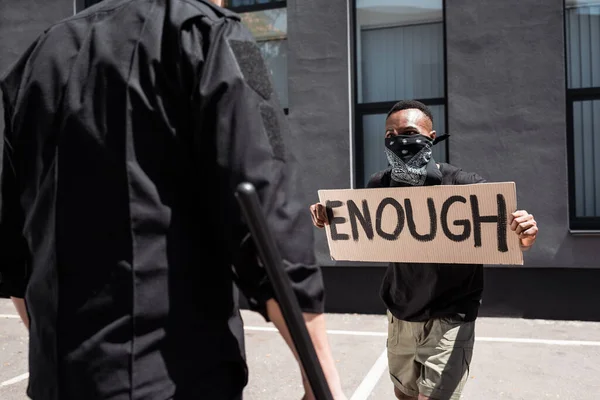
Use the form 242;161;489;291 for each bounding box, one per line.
565;0;600;230
226;0;289;109
353;0;447;188
73;0;101;12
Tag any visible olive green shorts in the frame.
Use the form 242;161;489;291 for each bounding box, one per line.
386;311;475;399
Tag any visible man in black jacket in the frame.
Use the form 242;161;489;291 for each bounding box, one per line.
0;0;346;398
310;100;538;400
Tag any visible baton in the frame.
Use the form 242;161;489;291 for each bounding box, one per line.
235;182;334;400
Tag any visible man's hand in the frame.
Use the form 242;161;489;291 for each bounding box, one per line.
510;210;538;251
309;203;328;229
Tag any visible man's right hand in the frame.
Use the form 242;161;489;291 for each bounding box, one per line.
309;203;328;228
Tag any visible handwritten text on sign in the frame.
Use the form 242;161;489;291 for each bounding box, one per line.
317;182;523;265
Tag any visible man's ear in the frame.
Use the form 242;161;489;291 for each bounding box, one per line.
429;130;437;140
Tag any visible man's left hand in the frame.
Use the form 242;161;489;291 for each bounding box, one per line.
510;210;538;251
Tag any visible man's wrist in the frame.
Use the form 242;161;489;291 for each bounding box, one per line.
520;240;534;250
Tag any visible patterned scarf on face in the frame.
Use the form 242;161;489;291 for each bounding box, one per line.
384;134;442;187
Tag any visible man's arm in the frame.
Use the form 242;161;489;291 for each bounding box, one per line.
180;13;345;398
266;299;345;400
11;297;29;329
1;87;31;318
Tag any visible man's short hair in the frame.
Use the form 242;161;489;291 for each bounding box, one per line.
386;100;433;124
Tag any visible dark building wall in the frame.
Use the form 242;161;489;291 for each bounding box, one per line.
320;266;600;321
445;0;600;269
286;0;352;263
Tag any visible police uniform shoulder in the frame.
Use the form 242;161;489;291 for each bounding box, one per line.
0;32;45;106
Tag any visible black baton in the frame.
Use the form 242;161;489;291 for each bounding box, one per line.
235;182;334;400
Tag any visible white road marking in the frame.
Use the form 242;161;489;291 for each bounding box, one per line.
476;337;600;346
350;349;388;400
0;314;21;319
319;329;387;337
244;326;600;346
244;326;387;337
244;326;278;333
0;373;29;388
4;316;599;347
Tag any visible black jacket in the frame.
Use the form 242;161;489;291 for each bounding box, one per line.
0;1;324;398
368;163;486;322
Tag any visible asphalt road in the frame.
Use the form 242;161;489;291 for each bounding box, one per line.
2;299;599;399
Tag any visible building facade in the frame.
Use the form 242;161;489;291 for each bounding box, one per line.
1;0;599;320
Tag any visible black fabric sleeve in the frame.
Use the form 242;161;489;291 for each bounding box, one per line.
0;90;30;298
181;16;324;320
452;169;487;185
438;163;486;185
366;168;391;188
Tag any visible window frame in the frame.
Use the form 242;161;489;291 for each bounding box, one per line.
75;0;288;14
73;0;97;13
565;89;600;231
225;0;286;14
350;0;449;188
226;0;289;113
563;0;600;231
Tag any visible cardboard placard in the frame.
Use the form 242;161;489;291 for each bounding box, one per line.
318;182;523;265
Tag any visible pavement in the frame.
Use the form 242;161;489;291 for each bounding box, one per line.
2;298;600;399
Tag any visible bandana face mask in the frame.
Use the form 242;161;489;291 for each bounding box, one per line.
384;134;442;187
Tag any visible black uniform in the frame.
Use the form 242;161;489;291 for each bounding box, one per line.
367;163;487;322
0;1;324;399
